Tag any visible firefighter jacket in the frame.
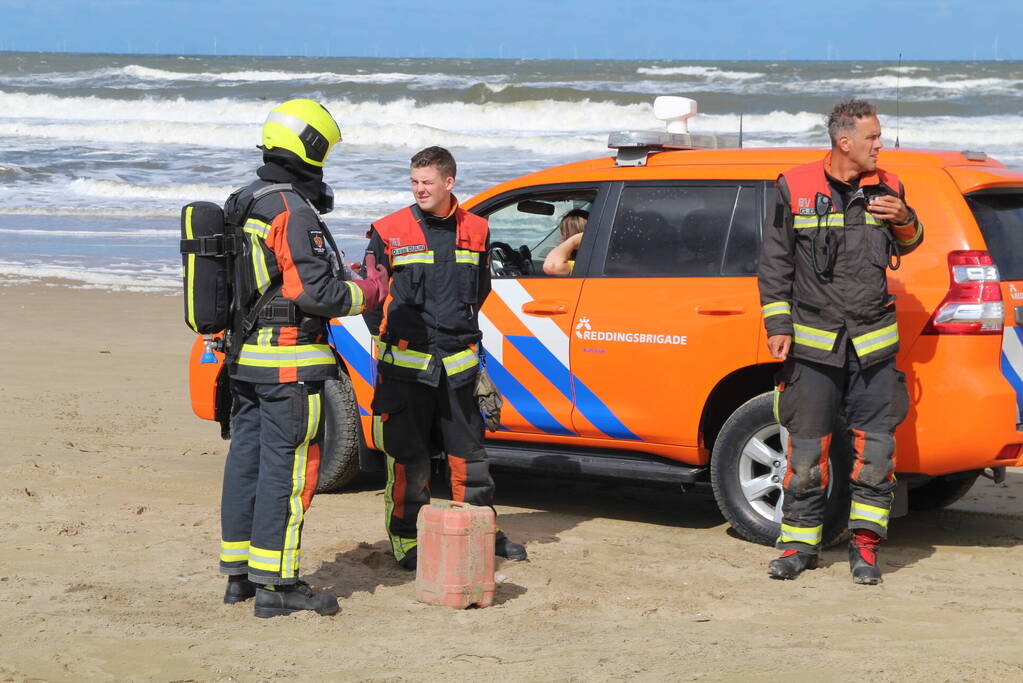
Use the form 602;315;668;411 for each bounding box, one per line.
363;198;491;389
226;178;368;383
758;154;924;368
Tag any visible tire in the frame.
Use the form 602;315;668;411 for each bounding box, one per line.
710;392;851;548
908;472;980;511
316;374;363;493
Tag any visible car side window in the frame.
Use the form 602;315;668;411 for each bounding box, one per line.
604;185;747;277
483;191;597;278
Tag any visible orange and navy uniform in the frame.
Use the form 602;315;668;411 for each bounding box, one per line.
219;175;369;585
363;198;495;563
757;155;922;554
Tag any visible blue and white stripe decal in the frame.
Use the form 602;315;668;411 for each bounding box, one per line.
484;354;575;436
1001;325;1023;423
327;318;375;386
491;280;640;441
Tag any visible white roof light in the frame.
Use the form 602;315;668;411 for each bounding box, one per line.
653;96;698;134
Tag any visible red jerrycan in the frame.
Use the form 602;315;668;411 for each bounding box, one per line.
415;500;496;609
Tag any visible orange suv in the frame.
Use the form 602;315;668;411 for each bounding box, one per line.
190;118;1023;546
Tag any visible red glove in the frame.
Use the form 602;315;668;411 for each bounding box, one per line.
351;253;389;312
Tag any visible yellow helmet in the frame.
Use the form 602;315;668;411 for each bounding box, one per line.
261;99;342;167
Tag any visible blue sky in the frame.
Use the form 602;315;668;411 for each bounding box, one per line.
0;0;1019;60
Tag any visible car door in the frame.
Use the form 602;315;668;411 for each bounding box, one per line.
568;181;765;455
473;183;610;438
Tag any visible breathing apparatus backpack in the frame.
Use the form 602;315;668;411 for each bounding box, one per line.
180;201;234;338
179;183;297;438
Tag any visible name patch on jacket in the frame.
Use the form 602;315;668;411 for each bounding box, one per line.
308;230;327;255
391;244;428;256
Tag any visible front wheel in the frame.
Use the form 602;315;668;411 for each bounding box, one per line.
710;393;850;547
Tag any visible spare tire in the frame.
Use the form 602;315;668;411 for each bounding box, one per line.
710;392;851;548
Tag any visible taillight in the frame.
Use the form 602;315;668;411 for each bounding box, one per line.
923;250;1003;335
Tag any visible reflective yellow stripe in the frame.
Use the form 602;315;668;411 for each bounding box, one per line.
237;343;336;368
794;214;844;229
248;545;282;572
762;301;791;318
184;206;198;332
792;324;838;351
243;218;270;238
375;340;433;371
773;387;781;423
219;539;249;563
850;501;890;529
282;391;320;578
896;221;923;246
851;323;899;358
441;348;477;377
372;415;385;451
454;250;479;265
392;251;434;266
257;327;273;347
793;212;882;229
249;233;271;294
344;280;365;316
779;523;823;545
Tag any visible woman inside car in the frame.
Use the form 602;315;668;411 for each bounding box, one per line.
542;208;589;276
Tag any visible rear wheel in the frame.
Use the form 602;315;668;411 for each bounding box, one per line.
908;472;981;511
316;374;363;493
710;393;850;548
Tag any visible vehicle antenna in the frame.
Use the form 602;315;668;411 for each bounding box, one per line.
738;112;743;149
895;52;902;149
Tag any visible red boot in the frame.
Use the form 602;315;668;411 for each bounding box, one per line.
849;529;882;585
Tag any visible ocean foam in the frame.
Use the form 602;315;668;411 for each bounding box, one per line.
0;261;179;291
636;65;762;80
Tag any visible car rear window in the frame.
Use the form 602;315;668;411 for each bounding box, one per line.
967;191;1023;281
604;184;757;277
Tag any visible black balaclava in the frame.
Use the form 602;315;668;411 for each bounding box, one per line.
256;147;334;214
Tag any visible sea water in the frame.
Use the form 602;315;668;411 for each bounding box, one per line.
0;52;1020;290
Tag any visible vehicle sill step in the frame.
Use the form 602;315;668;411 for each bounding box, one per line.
486;443;707;484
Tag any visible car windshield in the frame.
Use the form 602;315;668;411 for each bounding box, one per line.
967;191;1023;281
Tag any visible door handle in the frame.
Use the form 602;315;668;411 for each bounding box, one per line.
696;306;745;316
522;299;569;316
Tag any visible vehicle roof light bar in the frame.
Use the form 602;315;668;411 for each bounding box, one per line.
609;96;740;167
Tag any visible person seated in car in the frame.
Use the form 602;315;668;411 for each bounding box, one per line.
543;209;589;275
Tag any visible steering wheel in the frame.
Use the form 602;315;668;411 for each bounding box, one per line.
489;241;527;277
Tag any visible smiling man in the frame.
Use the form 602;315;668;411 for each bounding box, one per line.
758;99;924;584
363;146;527;570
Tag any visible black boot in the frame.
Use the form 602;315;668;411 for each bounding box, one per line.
253;581;340;618
396;546;418;571
849;530;883;585
767;550;819;580
495;531;528;561
223;575;257;604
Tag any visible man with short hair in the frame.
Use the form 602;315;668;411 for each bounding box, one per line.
758;99;923;584
364;146;527;570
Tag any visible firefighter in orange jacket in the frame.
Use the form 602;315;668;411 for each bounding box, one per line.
219;100;388;617
363;146;527;570
758;99;923;584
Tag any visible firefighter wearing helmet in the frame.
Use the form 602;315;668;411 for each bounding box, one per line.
217;99;387;617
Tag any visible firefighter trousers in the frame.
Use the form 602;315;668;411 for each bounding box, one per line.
774;351;909;553
219;379;323;585
371;372;495;562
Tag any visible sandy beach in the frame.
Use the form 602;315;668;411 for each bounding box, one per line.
2;280;1022;682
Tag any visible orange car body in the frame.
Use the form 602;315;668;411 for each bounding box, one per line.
191;146;1023;482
